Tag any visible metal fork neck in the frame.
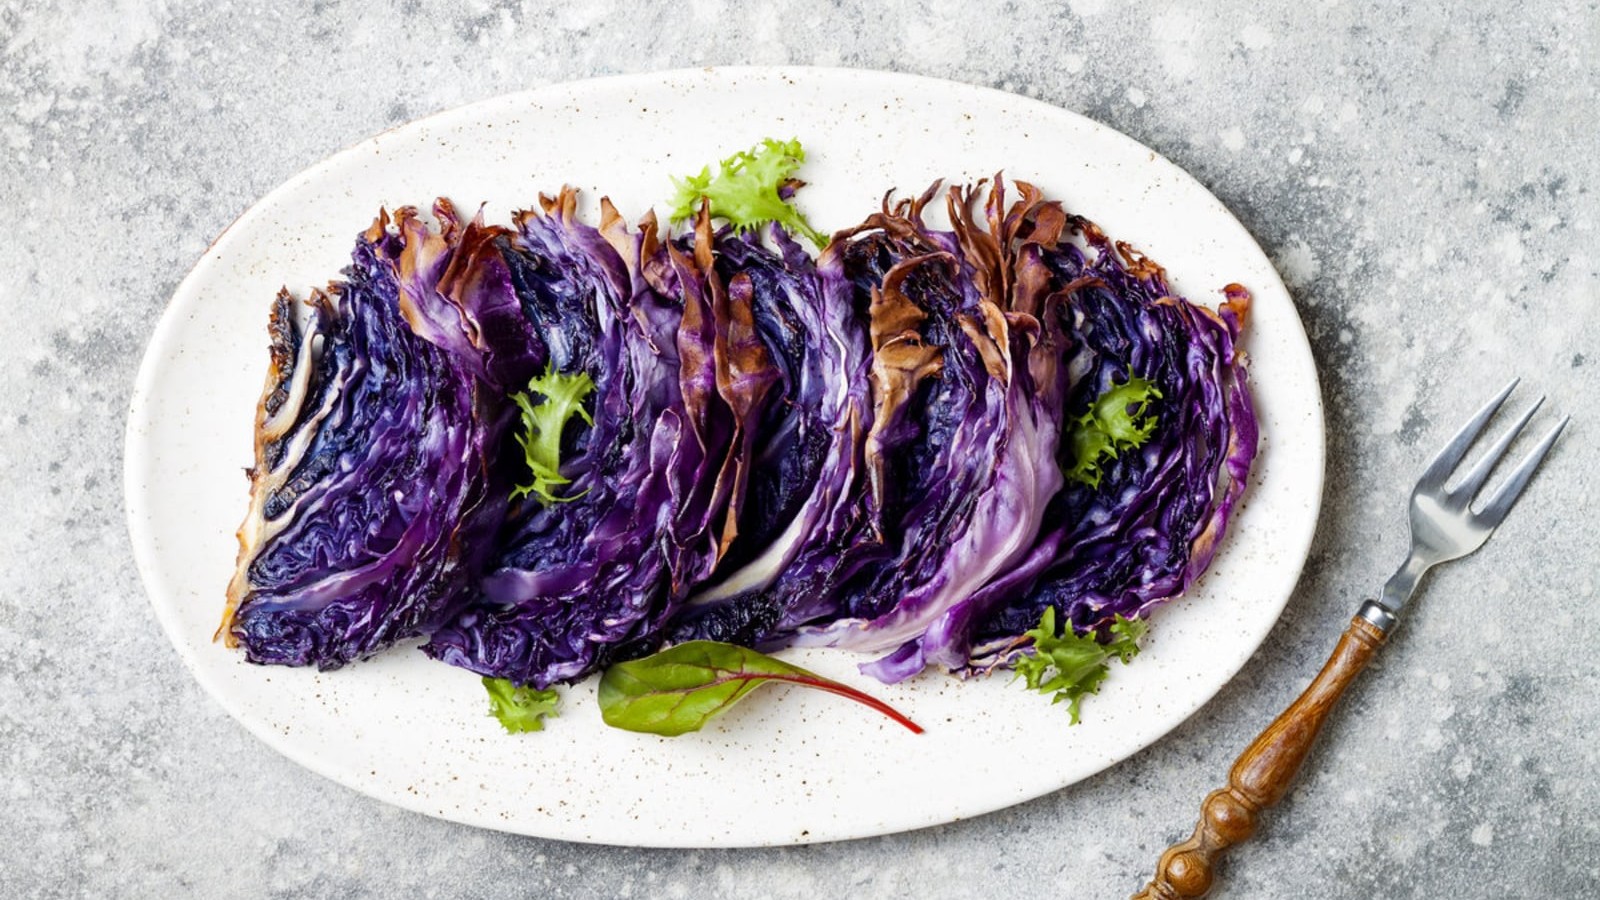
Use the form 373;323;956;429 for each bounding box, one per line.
1379;552;1431;616
1360;553;1431;634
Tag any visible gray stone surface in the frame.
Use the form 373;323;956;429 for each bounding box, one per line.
2;0;1597;896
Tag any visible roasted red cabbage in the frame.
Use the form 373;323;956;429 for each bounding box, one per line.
665;222;875;648
773;181;1068;681
967;218;1256;669
420;197;776;688
221;211;514;667
224;175;1258;693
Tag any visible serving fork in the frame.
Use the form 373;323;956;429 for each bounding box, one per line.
1132;378;1570;900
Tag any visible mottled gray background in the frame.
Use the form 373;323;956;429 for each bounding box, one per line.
3;0;1597;897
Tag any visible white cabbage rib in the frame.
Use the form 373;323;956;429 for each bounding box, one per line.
219;296;354;643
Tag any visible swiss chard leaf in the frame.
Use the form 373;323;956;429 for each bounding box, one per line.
510;364;596;505
1013;607;1147;724
483;677;560;733
1065;376;1162;488
597;641;923;737
668;138;827;248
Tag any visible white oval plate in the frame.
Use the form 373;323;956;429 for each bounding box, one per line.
125;67;1323;847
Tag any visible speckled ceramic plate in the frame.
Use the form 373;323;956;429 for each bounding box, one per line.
124;66;1324;847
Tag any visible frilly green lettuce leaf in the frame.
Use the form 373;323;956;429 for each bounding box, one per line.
1012;606;1147;724
1065;376;1162;488
510;364;595;505
483;676;560;733
669;138;827;247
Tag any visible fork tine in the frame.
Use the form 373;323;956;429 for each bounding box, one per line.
1449;396;1545;502
1417;377;1520;489
1476;415;1570;526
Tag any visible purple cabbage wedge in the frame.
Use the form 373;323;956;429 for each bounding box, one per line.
665;221;875;648
222;207;519;667
422;195;774;688
968;215;1258;670
782;179;1069;683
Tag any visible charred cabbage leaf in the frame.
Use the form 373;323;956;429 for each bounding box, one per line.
221;207;518;668
422;192;775;689
778;179;1071;683
664;220;874;650
969;215;1258;671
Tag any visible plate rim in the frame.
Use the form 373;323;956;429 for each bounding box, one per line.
124;64;1325;847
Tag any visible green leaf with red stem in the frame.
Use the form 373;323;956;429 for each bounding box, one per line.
597;641;924;737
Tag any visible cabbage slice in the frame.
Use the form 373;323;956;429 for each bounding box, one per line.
968;215;1258;669
787;180;1069;681
665;222;874;647
422;196;778;688
222;210;514;668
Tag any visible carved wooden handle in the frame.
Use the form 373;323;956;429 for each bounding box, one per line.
1131;614;1388;899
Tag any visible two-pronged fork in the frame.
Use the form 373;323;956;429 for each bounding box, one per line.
1132;378;1570;900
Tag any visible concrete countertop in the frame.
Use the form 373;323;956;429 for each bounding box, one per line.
2;1;1595;896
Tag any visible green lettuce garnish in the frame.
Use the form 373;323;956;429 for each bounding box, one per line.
510;364;595;505
1065;376;1162;488
1013;607;1148;724
668;137;827;248
482;677;560;733
597;640;923;737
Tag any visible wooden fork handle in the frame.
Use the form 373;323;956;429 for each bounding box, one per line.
1131;613;1388;900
